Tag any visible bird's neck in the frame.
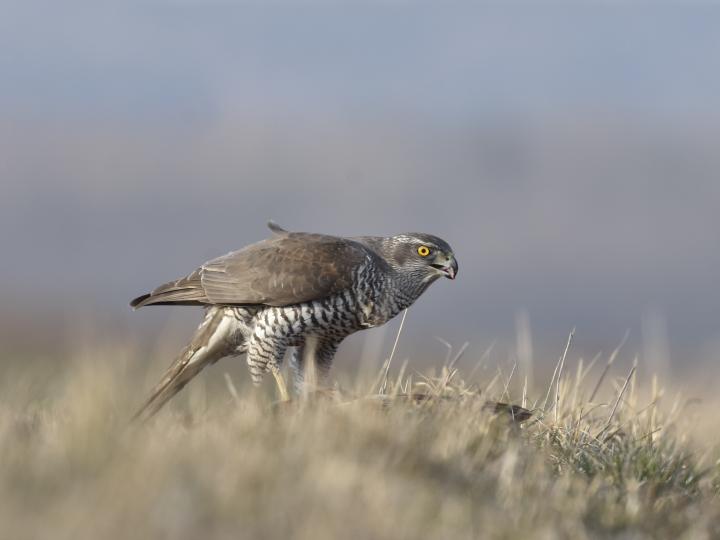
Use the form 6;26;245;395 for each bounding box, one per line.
388;267;439;309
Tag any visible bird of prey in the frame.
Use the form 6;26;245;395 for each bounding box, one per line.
130;222;458;419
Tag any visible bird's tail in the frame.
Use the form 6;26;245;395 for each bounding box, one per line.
132;307;235;422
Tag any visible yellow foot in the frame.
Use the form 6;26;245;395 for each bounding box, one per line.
270;366;290;402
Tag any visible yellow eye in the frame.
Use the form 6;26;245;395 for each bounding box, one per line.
417;246;431;257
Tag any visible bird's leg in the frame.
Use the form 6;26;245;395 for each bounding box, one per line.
270;364;290;402
289;346;306;396
315;339;340;383
247;330;290;401
290;339;340;398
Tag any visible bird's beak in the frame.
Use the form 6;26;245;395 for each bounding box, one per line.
432;255;458;280
445;256;458;280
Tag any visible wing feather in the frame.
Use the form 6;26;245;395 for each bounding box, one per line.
130;232;375;309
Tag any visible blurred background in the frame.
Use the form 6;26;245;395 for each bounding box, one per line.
2;2;719;392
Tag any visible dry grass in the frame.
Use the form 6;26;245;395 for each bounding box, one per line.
1;337;719;540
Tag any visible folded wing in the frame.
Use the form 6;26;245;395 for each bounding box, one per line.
130;231;372;309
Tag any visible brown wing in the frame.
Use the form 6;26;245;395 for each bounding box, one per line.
130;228;373;309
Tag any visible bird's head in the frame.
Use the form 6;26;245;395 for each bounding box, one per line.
380;233;458;282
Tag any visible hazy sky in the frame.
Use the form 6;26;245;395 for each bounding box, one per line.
2;2;719;377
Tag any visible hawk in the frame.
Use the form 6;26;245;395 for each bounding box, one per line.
130;222;458;419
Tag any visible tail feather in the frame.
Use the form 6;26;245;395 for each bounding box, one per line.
130;288;206;309
130;270;208;309
131;344;203;421
132;308;235;421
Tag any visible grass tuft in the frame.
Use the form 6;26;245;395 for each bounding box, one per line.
0;336;718;539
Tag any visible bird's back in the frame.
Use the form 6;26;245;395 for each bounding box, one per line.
131;229;378;309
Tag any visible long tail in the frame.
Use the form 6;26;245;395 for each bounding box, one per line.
132;307;235;422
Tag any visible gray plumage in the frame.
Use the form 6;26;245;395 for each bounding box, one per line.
131;222;458;420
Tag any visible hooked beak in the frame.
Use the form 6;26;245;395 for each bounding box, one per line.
431;255;458;280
